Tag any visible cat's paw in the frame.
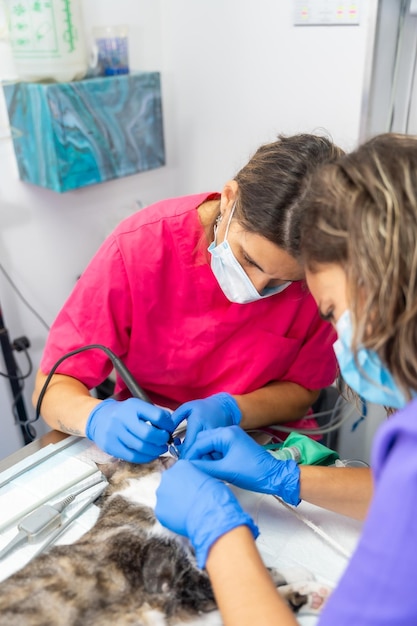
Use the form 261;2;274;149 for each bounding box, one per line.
278;580;332;615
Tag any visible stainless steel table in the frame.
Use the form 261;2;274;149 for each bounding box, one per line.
0;431;69;473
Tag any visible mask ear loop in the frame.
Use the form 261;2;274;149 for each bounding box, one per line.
223;201;237;242
213;201;236;244
213;216;221;244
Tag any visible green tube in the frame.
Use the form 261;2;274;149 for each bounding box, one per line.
264;432;340;466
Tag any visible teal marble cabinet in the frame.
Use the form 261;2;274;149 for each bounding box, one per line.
3;72;165;192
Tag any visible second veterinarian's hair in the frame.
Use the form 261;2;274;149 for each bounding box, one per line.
300;133;417;399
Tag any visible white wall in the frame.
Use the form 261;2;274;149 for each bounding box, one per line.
0;0;377;459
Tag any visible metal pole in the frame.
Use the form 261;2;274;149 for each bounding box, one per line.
0;303;33;444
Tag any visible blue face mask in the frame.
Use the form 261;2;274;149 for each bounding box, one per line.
334;310;413;409
208;203;291;304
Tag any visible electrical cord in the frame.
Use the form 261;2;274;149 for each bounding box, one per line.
11;367;36;440
0;254;363;442
33;344;154;435
272;495;351;559
0;344;33;380
0;343;36;437
0;262;50;332
33;344;180;451
33;345;362;447
255;395;360;439
0;473;107;560
0;261;48;438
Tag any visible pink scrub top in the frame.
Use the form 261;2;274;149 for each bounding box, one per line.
40;193;337;429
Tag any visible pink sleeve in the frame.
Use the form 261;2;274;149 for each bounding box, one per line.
40;235;132;389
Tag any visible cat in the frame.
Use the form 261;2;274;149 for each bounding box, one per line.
0;456;329;625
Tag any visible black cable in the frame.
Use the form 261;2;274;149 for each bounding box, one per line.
12;383;36;437
11;368;24;422
0;307;33;444
0;342;34;438
9;362;36;439
35;344;153;428
0;345;33;380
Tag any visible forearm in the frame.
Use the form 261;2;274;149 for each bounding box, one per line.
32;370;100;436
206;526;297;626
300;465;373;520
234;381;320;430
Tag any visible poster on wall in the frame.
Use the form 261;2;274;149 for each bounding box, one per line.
294;0;361;26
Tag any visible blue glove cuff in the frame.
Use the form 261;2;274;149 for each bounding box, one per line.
85;398;117;440
193;512;259;569
214;392;242;425
272;460;301;506
187;480;259;568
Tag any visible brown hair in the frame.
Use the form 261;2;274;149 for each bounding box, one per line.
299;132;417;397
231;133;343;253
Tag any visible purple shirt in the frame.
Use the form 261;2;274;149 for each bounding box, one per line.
319;397;417;624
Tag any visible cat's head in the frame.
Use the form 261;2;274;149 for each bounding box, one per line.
96;456;176;494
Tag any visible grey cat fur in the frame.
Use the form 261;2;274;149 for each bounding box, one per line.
0;456;308;625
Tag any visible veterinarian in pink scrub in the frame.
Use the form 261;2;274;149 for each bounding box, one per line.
156;133;417;625
33;134;340;463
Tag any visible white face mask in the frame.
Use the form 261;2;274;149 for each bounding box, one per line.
208;203;291;304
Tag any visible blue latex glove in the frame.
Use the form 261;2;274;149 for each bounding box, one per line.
184;426;301;506
155;460;259;568
172;393;241;457
85;398;175;463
